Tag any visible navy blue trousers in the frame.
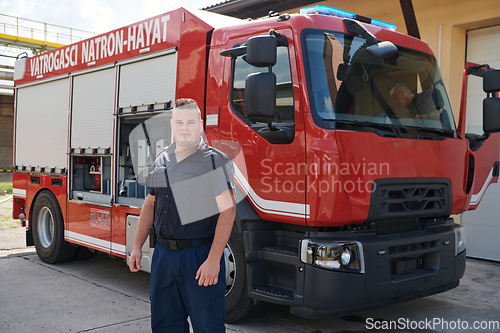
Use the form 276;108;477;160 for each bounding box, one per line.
150;243;226;333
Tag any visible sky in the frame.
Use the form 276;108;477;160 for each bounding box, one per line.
0;0;220;34
0;0;221;67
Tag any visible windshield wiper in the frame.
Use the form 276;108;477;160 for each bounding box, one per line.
403;125;455;137
324;119;402;137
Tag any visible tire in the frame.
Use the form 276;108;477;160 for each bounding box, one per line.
32;191;76;264
224;226;266;323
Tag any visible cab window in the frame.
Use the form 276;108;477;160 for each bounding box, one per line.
231;45;295;144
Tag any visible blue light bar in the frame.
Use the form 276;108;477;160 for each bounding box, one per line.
300;6;356;19
370;19;397;31
300;5;397;31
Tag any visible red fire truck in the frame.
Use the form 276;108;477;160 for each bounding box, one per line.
12;6;500;322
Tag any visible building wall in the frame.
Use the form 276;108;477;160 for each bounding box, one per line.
288;0;500;120
0;94;14;181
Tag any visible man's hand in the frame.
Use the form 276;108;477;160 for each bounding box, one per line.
129;247;143;272
195;258;220;286
193;188;235;286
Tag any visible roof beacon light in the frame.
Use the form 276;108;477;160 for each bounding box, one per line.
300;6;356;19
300;6;396;31
370;19;397;31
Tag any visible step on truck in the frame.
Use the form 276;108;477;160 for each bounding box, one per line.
12;5;500;322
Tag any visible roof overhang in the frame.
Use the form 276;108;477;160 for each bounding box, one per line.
204;0;319;19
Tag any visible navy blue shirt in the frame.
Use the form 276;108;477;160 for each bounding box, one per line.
411;90;438;117
145;137;234;240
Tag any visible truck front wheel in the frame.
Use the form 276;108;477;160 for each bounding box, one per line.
224;226;265;323
32;191;76;264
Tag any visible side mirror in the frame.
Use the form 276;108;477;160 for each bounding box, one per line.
483;69;500;134
246;35;277;67
366;41;398;58
483;98;500;134
483;69;500;93
245;72;276;119
337;63;350;81
344;19;398;59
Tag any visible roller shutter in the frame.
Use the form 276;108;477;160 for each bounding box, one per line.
71;68;116;150
118;53;177;108
15;78;70;168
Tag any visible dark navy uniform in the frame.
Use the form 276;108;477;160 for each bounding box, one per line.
145;137;234;333
410;90;438;118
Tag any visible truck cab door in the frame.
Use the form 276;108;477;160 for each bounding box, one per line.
214;29;308;224
459;63;500;210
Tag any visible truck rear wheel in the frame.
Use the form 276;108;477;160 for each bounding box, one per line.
224;226;266;323
32;191;76;264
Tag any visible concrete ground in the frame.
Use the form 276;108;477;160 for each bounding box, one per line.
1;195;499;332
3;252;500;333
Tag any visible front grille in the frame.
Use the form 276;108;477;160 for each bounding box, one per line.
382;186;447;213
388;240;438;254
377;220;422;235
366;178;452;222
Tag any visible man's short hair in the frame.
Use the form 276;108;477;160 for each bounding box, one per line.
175;98;198;108
173;98;201;118
390;83;411;98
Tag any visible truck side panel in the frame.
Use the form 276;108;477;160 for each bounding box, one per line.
176;10;212;105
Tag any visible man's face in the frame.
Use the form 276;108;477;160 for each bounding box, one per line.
171;107;202;148
392;90;407;107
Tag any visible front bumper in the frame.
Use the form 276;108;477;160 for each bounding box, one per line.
291;220;466;317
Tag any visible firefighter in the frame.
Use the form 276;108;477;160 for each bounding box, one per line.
390;83;441;120
129;98;235;333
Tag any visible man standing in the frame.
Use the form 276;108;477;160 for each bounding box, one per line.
129;98;235;332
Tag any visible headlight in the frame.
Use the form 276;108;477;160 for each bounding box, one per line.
341;247;352;266
300;239;364;273
454;226;466;256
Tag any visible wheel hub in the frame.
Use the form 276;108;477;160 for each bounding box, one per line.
224;244;236;295
37;206;55;248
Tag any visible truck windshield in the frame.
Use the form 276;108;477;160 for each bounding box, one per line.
302;29;456;137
